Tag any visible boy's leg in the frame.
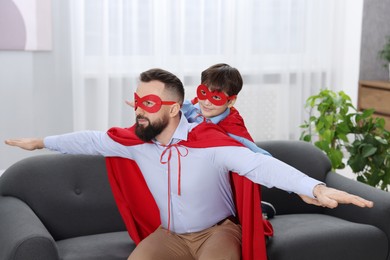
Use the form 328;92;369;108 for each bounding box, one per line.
128;226;194;260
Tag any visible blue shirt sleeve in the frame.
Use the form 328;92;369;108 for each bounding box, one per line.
44;130;134;158
228;133;272;156
181;100;203;123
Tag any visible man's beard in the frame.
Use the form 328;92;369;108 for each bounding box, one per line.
135;115;169;142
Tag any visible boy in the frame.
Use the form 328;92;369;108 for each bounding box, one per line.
182;63;271;156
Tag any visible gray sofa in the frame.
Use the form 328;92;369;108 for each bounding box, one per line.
0;140;389;260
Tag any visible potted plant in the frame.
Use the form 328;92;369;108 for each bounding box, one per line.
378;36;390;81
300;89;390;190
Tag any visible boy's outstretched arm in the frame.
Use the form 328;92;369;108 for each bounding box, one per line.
228;133;272;156
5;138;44;151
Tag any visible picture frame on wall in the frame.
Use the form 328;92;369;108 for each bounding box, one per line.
0;0;52;51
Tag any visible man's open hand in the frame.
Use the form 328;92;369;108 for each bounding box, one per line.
299;184;374;209
4;138;44;151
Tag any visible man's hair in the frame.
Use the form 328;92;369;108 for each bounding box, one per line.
140;68;185;104
201;63;243;96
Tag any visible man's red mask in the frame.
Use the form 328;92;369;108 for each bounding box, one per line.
134;93;176;113
196;84;237;106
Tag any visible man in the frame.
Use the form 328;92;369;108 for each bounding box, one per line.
5;68;373;260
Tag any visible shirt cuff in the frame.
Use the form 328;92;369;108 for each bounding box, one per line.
299;176;325;199
43;136;58;151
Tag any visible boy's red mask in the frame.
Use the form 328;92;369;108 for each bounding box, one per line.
134;93;176;113
196;84;237;106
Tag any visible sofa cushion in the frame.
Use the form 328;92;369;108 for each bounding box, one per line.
57;231;135;260
267;214;388;260
0;154;126;240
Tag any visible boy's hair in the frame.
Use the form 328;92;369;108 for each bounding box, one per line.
140;68;185;104
201;63;243;96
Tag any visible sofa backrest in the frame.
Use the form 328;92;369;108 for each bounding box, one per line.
256;140;332;215
0;154;126;241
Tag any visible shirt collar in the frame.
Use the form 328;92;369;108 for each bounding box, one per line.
194;103;230;124
153;113;196;145
209;107;230;124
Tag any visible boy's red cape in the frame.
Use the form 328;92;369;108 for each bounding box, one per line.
105;112;271;260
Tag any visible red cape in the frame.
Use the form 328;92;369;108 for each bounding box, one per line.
218;107;253;140
189;98;253;141
106;122;269;260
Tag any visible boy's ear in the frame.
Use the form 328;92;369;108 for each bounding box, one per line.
169;103;181;117
227;97;237;108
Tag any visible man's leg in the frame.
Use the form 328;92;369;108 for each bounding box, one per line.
193;219;242;260
128;226;194;260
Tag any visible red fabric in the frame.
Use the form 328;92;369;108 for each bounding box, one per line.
219;107;273;259
191;100;274;238
218;107;254;142
105;122;268;260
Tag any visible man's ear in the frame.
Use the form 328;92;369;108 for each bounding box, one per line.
169;103;181;117
227;97;237;108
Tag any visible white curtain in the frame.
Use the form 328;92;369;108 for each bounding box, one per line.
69;0;363;141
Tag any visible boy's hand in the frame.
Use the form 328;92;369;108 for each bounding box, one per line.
4;138;44;151
299;184;374;209
125;100;135;108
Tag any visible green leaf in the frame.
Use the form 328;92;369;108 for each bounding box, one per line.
357;175;367;184
324;115;334;128
322;129;334;144
372;155;385;167
336;122;350;134
348;155;366;172
375;117;386;128
337;133;349;143
315;140;330;152
316;120;325;131
375;136;388;145
302;135;311;142
328;148;344;169
362;108;375;118
361;145;377;157
378;169;386;177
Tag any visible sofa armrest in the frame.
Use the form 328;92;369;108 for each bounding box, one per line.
325;172;390;241
0;196;59;260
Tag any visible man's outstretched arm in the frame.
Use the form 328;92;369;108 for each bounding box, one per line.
215;145;374;210
5;131;134;158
